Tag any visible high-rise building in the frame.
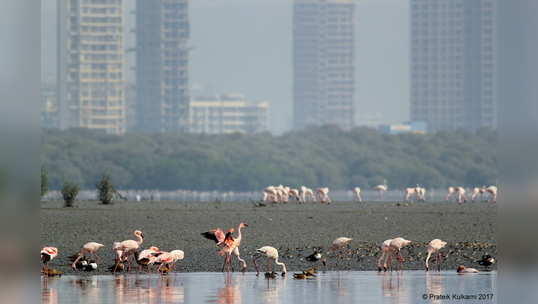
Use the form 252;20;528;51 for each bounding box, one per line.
410;0;497;132
57;0;126;135
189;94;269;134
136;0;190;133
293;0;355;130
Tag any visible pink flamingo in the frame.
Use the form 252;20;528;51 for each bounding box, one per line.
113;230;144;272
41;247;58;273
455;187;468;203
71;242;105;270
202;223;248;272
153;250;185;273
425;239;447;271
136;246;162;272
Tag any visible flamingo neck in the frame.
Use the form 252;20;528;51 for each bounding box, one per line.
275;257;287;273
136;235;143;245
236;225;243;241
425;251;432;268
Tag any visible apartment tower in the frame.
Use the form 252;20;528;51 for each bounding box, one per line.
136;0;190;133
293;0;355;130
57;0;126;134
410;0;497;131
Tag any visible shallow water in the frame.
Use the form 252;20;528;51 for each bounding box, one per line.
42;271;496;304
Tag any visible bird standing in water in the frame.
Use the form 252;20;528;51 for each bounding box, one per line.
425;239;447;271
202;223;248;272
41;247;58;273
253;246;287;276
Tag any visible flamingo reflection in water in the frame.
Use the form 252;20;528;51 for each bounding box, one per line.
381;271;405;299
41;277;58;304
214;273;242;304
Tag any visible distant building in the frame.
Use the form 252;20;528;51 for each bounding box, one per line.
136;0;190;133
57;0;126;135
189;94;269;134
378;121;427;135
41;82;59;129
293;0;355;130
410;0;497;132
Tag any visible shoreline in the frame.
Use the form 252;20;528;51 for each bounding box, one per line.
41;200;497;275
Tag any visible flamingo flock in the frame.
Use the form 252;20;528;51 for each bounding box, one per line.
42;225;489;276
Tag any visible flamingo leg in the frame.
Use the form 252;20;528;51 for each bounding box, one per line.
253;255;261;275
437;252;442;272
221;255;227;272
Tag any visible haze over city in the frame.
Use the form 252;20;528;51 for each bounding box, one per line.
41;0;410;134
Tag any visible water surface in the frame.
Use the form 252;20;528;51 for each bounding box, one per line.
42;271;496;303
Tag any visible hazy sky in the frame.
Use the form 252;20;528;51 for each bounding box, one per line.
42;0;409;134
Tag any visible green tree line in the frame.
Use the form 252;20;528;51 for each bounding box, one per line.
41;126;497;191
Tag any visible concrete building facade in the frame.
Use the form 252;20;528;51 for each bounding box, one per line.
136;0;190;133
57;0;126;135
293;0;355;130
410;0;497;131
189;94;269;134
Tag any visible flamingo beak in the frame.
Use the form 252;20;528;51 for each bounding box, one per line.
244;223;248;227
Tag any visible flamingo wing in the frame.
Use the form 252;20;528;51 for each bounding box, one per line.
201;228;225;244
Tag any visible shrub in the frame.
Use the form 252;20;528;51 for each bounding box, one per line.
96;174;115;205
61;181;79;207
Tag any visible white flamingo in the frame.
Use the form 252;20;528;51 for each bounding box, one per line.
485;185;497;203
300;186;316;203
425;239;447;271
71;242;105;269
377;239;393;271
353;187;362;202
113;230;144;272
382;237;412;271
316;187;331;204
253;246;287;276
374;180;388;200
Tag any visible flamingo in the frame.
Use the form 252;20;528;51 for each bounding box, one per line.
202;223;248;272
262;186;278;203
71;242;104;270
377;239;393;271
374;180;388;200
154;250;185;273
485;186;497;203
383;237;412;271
425;239;447;271
113;230;144;272
457;265;479;273
403;187;418;202
353;187;362;202
41;247;58;273
471;187;483;202
253;246;287;276
455;187;467;203
327;237;352;266
136;246;162;272
300;186;315;203
289;188;301;203
446;187;456;201
416;186;426;202
316;187;331;204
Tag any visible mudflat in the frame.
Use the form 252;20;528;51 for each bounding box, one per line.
40;200;496;274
